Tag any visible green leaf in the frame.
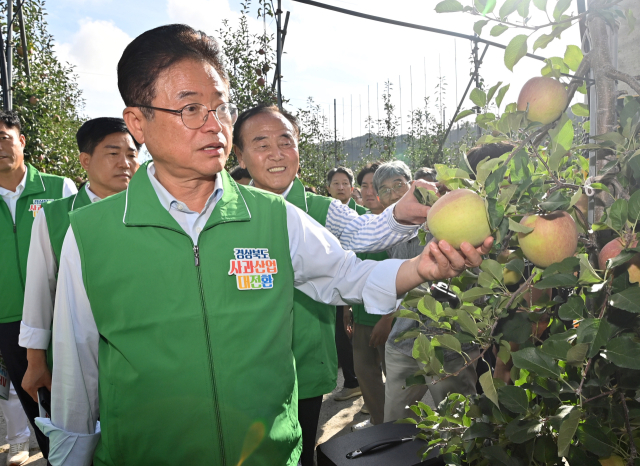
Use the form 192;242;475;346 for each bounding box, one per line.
539;189;571;212
548;113;573;171
576;424;615;458
473;19;489;35
609;198;628;231
498;340;511;364
486;81;502;104
592;131;627;145
394;308;422;322
432;334;462;353
558;296;585;320
413;186;439;206
461;287;495;301
412;333;432;362
610;287;640;313
499;0;521;17
534;435;557;463
534;273;578;289
505;258;525;275
557;408;581;457
461;421;494;440
602;336;640;369
476;157;502;185
497;385;529;413
505;418;542;443
576;318;613;358
628;8;636;33
481;445;520;466
571;102;589;117
490;24;509;36
539;338;571;359
475;0;497;14
566;342;589;363
564;45;583;72
553;0;572;20
542;256;580;277
511;347;561;378
532;0;546;11
479;371;500;408
628;189;640;224
495;84;510;108
456;309;479;336
516;0;530;17
454;109;475;122
508;217;533;233
435;0;464;12
481;259;504;282
470;87;487;107
578;254;602;285
504;35;528;71
533;33;555;51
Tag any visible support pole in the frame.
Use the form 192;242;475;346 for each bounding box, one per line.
6;0;12;111
334;98;338;166
17;0;29;81
275;0;283;109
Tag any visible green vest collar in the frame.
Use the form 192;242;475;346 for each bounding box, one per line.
71;185;91;210
347;197;358;211
284;177;308;213
20;164;46;199
123;164;251;230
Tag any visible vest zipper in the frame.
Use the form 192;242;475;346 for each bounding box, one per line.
193;241;226;464
13;224;24;289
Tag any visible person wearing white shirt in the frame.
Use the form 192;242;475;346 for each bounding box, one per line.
37;25;492;466
20;117;141;410
0;110;76;464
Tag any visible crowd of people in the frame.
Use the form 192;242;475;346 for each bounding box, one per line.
0;24;496;466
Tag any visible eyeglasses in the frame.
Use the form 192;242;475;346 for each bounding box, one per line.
378;181;409;199
132;102;238;129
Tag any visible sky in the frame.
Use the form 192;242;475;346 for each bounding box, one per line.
47;0;582;139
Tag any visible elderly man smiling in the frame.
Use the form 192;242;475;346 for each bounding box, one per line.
40;26;492;466
233;104;446;465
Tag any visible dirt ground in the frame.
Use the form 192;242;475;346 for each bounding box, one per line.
0;368;434;466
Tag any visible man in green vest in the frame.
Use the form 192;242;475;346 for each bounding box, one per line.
232;105;431;465
0;110;77;461
327;166;364;213
38;24;492;466
20;117;140;405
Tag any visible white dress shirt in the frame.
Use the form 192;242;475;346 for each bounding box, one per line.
260;178;419;253
38;164;407;465
0;167;77;222
19;185;102;350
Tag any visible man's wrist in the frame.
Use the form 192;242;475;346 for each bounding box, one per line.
26;348;48;365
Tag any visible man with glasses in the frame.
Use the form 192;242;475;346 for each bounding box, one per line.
39;25;491;466
373;161;481;423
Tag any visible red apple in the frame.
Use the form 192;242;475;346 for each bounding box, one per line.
598;238;640;284
518;211;578;268
517;77;568;125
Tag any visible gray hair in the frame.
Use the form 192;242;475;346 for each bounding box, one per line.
373;161;412;193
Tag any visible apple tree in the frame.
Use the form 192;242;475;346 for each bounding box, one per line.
395;1;640;465
3;0;85;181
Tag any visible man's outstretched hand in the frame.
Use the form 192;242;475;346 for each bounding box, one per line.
392;180;435;225
395;236;494;295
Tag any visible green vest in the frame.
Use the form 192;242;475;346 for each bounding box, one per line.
348;197;367;214
0;164;68;323
70;167;299;466
42;186;91;267
352;251;389;326
286;178;337;399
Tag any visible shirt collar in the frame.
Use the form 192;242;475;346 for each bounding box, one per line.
248;179;295;199
0;166;27;198
146;162;224;213
84;183;102;203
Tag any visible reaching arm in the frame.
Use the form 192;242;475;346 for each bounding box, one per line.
325;180;436;253
36;227;101;466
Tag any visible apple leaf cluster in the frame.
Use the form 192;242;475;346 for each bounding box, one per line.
395;1;640;465
2;0;85;182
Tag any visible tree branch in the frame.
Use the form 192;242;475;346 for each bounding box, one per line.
583;388;615;403
606;68;640;97
620;391;637;466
